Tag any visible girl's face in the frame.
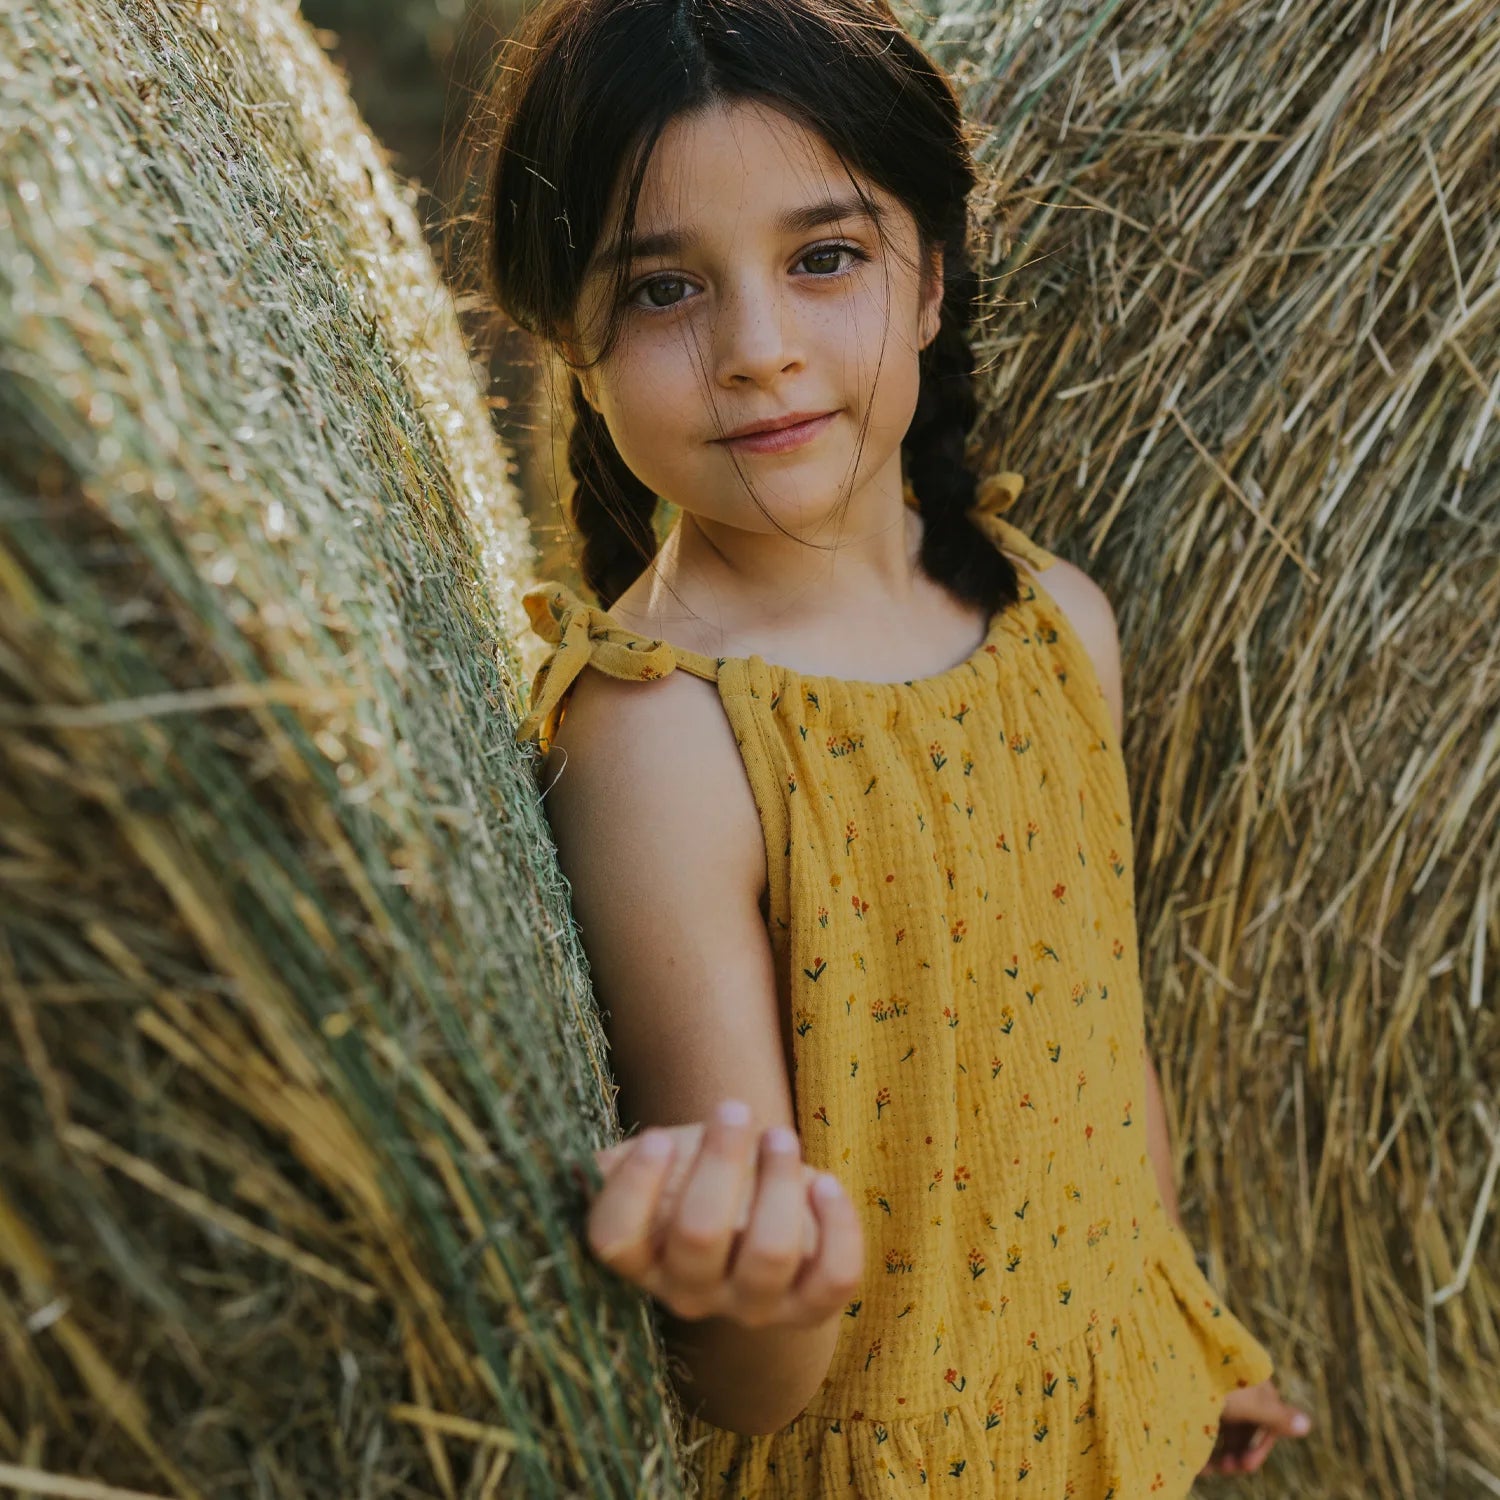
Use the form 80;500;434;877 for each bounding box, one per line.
571;99;943;544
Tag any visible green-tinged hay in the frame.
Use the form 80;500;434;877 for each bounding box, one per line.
901;1;1500;1494
0;0;691;1495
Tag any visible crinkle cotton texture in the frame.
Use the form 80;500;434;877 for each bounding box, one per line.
515;477;1275;1498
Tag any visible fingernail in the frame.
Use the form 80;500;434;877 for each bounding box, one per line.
766;1126;799;1154
717;1099;752;1128
1291;1412;1311;1435
814;1172;842;1199
636;1130;673;1162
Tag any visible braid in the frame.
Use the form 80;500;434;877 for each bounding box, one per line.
566;375;661;610
902;239;1021;617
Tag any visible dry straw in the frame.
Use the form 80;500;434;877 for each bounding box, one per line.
900;0;1500;1493
0;0;693;1495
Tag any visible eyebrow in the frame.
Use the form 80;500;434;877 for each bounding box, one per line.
589;194;884;276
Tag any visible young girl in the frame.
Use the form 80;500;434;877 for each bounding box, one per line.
488;0;1312;1491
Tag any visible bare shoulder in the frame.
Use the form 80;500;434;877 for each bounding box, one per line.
538;660;794;1135
1019;554;1124;742
541;662;767;908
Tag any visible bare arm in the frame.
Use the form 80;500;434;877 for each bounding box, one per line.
542;666;844;1435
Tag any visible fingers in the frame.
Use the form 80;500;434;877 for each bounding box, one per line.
787;1170;864;1320
726;1125;811;1326
1203;1385;1312;1476
585;1127;677;1280
581;1107;864;1333
652;1099;759;1319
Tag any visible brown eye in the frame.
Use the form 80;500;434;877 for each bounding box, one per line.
631;275;690;310
802;247;845;275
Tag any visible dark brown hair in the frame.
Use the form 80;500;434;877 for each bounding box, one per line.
482;0;1019;618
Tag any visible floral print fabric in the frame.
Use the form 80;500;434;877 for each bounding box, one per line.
515;478;1274;1498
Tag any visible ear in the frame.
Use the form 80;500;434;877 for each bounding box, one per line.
576;368;602;414
557;327;602;413
919;243;945;350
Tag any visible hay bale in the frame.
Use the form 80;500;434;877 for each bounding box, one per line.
903;1;1500;1494
0;0;690;1494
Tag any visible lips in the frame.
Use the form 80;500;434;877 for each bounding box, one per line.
718;410;836;441
716;411;839;455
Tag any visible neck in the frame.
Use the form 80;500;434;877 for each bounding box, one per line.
655;474;926;638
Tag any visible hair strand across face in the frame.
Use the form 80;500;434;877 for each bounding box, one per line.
482;0;1020;617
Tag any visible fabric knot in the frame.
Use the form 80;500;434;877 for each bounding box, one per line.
513;584;677;751
972;470;1025;517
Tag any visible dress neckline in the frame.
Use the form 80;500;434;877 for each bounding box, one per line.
529;572;1030;696
520;474;1051;702
733;603;1011;695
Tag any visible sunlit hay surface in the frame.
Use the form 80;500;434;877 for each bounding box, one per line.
900;0;1500;1494
0;0;693;1495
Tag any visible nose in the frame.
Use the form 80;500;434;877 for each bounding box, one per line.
711;273;804;387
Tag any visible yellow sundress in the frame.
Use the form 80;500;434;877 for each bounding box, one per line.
513;474;1275;1498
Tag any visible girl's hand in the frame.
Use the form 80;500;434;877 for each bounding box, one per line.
592;1119;821;1253
1199;1377;1312;1476
581;1099;864;1329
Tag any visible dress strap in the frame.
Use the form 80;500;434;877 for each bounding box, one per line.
512;582;722;751
904;469;1059;574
